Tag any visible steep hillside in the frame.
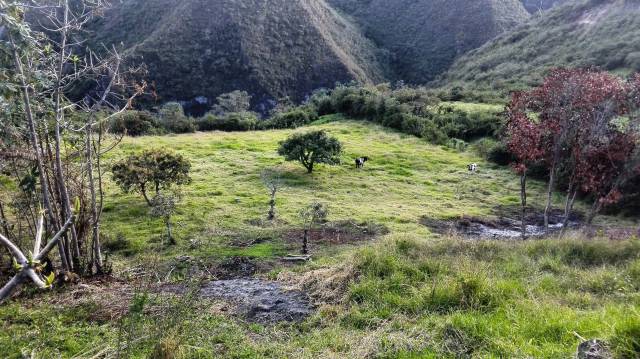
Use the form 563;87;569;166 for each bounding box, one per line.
328;0;530;84
439;0;640;95
88;0;386;110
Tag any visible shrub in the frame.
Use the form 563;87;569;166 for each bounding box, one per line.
196;111;257;132
110;110;158;136
487;142;512;165
473;138;512;165
304;84;500;146
277;130;342;173
308;89;335;116
158;102;196;133
210;90;251;114
264;107;318;129
111;149;191;206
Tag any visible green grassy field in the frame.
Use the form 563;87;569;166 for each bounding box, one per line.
1;118;639;358
100;117;605;256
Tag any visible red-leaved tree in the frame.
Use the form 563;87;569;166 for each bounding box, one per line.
506;68;640;234
505;92;544;239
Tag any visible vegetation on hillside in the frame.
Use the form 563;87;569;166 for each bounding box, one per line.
440;0;640;96
329;0;529;83
88;0;386;109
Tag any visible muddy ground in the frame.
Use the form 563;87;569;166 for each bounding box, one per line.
420;207;583;239
283;220;389;247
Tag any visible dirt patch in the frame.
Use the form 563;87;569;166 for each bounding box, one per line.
420;207;582;239
209;257;259;279
284;220;389;247
198;279;313;323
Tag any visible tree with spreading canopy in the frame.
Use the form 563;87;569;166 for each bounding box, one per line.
111;149;191;206
277;130;342;173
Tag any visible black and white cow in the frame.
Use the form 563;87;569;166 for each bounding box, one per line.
355;156;369;169
467;163;478;172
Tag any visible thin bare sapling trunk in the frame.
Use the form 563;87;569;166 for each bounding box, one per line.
520;171;527;240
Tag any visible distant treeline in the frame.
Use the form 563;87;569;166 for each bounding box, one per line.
111;84;504;147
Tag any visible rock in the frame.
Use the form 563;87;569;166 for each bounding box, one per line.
576;339;611;359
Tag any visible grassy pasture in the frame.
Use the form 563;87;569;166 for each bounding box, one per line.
1;117;638;358
100;117;576;258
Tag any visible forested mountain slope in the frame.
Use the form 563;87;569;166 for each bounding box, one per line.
439;0;640;94
88;0;386;109
328;0;530;83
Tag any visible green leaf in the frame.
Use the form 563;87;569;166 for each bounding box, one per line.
12;257;22;271
45;272;55;287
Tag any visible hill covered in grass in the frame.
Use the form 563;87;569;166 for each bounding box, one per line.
88;0;386;109
439;0;640;95
328;0;530;83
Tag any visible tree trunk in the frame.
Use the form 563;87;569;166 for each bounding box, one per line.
86;115;104;273
560;189;578;238
302;229;309;254
166;219;175;245
9;34;68;271
268;189;276;220
543;162;557;235
520;172;527;240
0;201;10;240
141;185;152;206
0;215;74;304
586;198;603;225
52;1;81;272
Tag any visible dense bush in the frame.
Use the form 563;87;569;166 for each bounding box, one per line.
472;138;513;165
262;107;318;129
158;102;196;133
306;84;502;145
432;105;504;141
196;111;258;131
110;110;159;136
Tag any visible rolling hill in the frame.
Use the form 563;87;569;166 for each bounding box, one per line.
438;0;640;95
328;0;530;84
88;0;386;110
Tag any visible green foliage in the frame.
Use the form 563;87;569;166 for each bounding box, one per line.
158;102;195;134
441;0;640;96
263;107;319;129
110;110;159;136
196;112;258;132
211;91;251;114
307;84;502;145
111;149;191;205
277;130;342;173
